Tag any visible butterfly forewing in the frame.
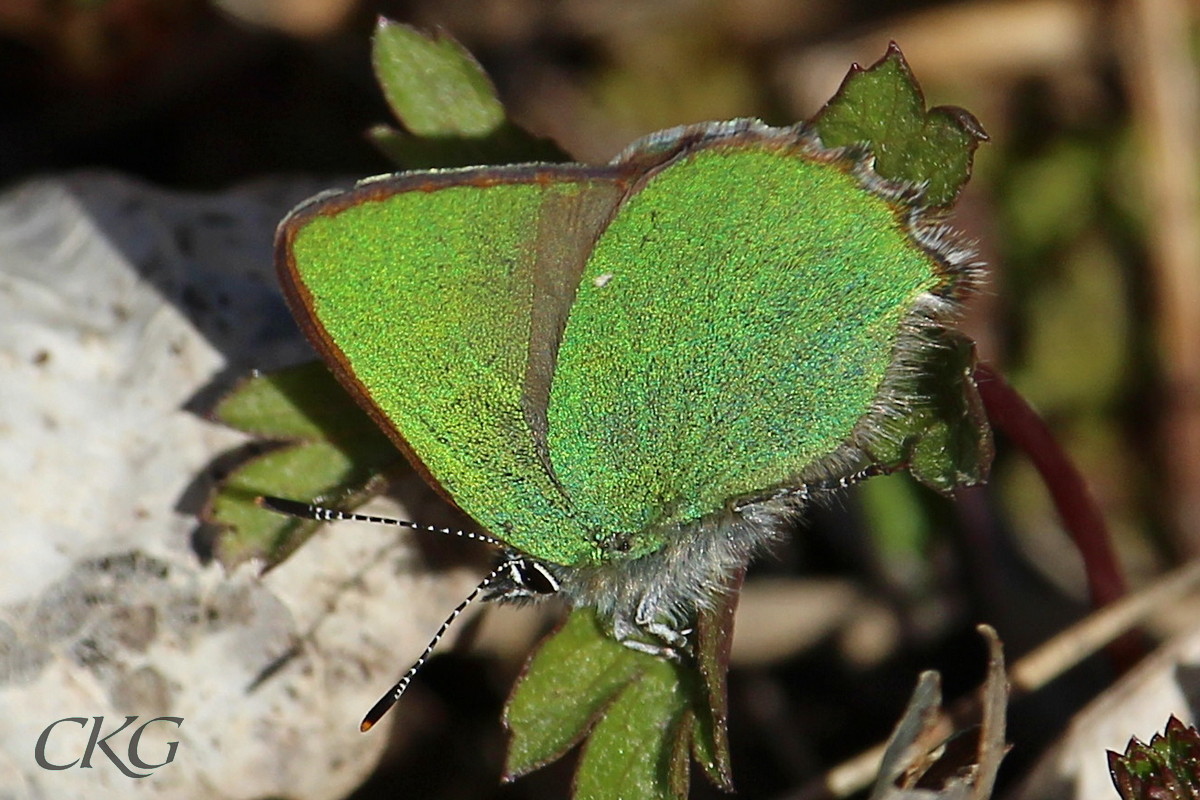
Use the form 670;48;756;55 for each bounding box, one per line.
277;168;627;567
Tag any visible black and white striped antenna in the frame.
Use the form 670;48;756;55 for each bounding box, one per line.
358;561;507;731
256;495;507;548
256;495;514;731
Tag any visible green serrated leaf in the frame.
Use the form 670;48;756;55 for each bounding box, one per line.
572;655;692;800
869;328;993;494
205;364;404;569
213;361;382;441
908;330;993;492
810;42;987;207
207;439;395;568
505;585;736;799
504;609;651;779
504;608;699;799
372;18;505;139
368;20;568;168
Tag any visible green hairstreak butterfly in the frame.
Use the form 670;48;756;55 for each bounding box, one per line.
267;118;977;730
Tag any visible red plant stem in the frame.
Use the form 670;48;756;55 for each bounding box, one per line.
973;362;1144;670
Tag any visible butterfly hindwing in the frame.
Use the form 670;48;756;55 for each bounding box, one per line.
546;125;953;553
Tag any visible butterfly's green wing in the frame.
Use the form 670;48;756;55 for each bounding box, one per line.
546;126;957;555
279;124;963;570
277;168;627;566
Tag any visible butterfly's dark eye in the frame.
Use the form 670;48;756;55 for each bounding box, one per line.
515;560;559;594
605;532;632;553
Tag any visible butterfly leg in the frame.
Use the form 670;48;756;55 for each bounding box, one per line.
636;591;691;646
644;622;692;655
612;614;686;660
608;594;694;661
